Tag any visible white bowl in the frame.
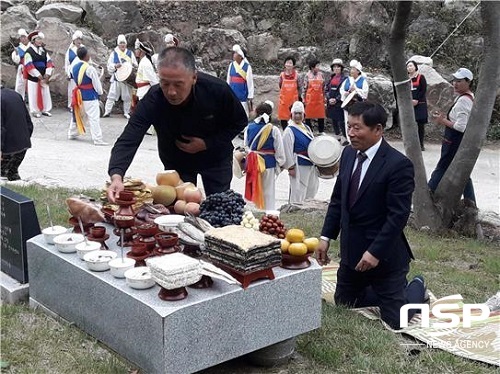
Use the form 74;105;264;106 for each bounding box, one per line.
124;266;155;289
154;215;185;232
53;233;85;253
75;241;102;260
83;250;117;272
42;226;68;245
109;258;136;278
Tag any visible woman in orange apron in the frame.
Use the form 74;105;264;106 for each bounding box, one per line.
277;56;300;131
303;59;326;134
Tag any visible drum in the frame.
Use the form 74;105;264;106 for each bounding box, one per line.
307;135;342;179
341;90;362;109
115;62;137;88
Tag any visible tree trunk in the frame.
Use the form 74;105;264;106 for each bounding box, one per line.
388;1;442;229
434;1;500;226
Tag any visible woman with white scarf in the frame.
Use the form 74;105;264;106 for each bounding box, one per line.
282;101;319;204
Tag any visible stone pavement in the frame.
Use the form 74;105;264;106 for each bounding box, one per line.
2;108;499;215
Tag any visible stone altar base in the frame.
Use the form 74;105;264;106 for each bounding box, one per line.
27;229;322;374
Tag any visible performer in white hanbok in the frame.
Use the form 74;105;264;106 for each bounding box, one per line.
103;34;138;119
243;101;285;211
339;59;369;144
10;28;30;100
23;31;54;118
135;40;158;100
68;47;107;146
64;30;84;110
282;101;319;204
152;33;179;70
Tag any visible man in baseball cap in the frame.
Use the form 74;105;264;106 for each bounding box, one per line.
429;67;475;202
452;67;473;81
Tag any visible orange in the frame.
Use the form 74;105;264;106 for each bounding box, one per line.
288;242;308;256
280;239;290;253
303;237;319;253
285;228;305;243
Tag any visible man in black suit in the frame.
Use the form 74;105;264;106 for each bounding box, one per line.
316;101;426;330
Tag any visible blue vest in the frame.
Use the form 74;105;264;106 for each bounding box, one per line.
290;126;313;166
113;49;133;64
72;62;98;101
17;46;26;59
68;48;77;64
228;62;249;102
344;76;365;92
247;121;276;169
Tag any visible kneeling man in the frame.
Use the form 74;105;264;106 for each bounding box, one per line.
316;101;426;329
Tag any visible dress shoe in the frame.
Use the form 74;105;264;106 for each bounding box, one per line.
421;145;426;151
94;141;109;146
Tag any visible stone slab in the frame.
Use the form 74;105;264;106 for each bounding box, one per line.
0;271;29;304
27;226;322;374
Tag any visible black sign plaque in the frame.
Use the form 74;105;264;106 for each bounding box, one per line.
1;187;41;283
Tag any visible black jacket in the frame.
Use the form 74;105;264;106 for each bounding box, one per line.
1;87;33;155
108;72;247;177
321;139;414;270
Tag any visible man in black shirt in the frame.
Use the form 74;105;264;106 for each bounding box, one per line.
107;47;247;201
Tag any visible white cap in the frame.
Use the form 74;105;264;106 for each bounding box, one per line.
72;30;83;41
331;58;344;67
349;59;363;73
264;100;274;110
452;67;473;80
117;34;127;45
291;101;305;114
164;33;179;46
232;44;245;59
18;28;28;37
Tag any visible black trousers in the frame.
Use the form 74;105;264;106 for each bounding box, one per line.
305;118;325;133
1;150;27;181
416;119;426;147
175;158;232;196
334;262;424;330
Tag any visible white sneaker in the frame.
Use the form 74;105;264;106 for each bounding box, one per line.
33;113;41;118
94;141;109;146
42;112;52;117
124;113;130;119
68;135;77;140
102;112;111;118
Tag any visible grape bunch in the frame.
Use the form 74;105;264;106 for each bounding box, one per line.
199;189;246;227
259;215;286;239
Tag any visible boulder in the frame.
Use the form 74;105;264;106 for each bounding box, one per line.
0;62;17;89
277;47;320;70
35;3;84;23
253;74;280;109
30;17;109;98
74;0;144;42
191;27;246;74
220;15;255;32
340;1;390;28
247;33;282;61
408;55;434;67
1;0;15;11
256;19;274;31
0;5;37;48
419;64;454;115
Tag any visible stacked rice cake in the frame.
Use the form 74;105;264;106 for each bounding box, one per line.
146;253;202;290
204;225;281;273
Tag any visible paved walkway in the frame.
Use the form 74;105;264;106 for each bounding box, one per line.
2;109;499;214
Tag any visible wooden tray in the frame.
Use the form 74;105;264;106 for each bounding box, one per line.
211;261;275;290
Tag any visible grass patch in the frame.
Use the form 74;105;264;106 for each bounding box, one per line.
1;184;499;373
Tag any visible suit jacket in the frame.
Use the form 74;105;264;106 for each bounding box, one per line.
321;139;414;270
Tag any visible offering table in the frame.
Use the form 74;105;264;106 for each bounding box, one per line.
27;228;322;374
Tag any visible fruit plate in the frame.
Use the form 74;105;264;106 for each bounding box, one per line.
281;253;313;270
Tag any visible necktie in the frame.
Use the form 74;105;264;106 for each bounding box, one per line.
348;152;368;208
